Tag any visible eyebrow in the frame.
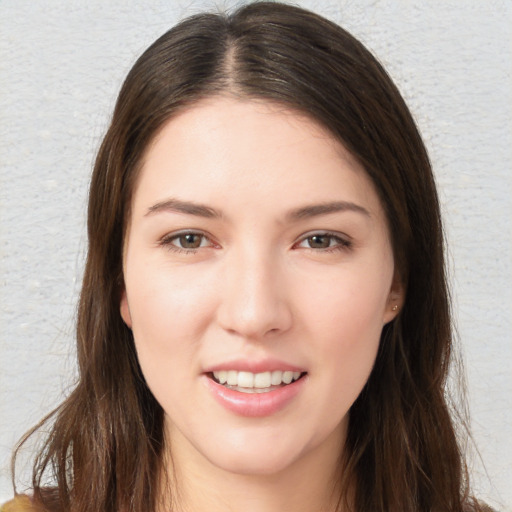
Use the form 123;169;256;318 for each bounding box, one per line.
286;201;371;221
146;198;222;218
145;198;370;221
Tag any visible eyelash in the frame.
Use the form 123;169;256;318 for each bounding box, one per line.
159;231;215;254
159;231;352;254
295;232;352;253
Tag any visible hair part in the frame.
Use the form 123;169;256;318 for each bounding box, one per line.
13;3;486;511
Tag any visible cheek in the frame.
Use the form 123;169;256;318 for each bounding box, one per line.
299;262;390;341
127;261;213;336
296;265;389;398
311;291;382;376
123;264;217;392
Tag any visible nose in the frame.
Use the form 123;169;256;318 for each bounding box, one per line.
216;248;293;340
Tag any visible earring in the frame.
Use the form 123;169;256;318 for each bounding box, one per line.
392;304;398;311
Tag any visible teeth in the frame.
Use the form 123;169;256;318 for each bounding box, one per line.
212;370;303;389
216;371;228;384
237;371;254;388
254;372;271;388
271;370;282;386
282;371;293;384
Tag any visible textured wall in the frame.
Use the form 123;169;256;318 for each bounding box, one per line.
1;0;510;509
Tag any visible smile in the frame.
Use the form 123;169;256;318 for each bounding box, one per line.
204;370;307;417
211;370;303;393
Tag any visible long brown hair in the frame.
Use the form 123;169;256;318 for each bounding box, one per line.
14;2;486;511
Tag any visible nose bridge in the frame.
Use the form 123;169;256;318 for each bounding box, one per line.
217;242;291;338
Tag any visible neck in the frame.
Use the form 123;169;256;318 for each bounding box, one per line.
158;423;350;512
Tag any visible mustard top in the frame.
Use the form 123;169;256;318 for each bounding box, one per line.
0;496;37;512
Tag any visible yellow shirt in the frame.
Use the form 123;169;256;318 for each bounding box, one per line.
0;496;38;512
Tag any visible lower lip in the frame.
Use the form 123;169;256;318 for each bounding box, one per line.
203;374;306;417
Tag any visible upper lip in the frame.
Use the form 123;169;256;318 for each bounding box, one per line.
203;358;306;374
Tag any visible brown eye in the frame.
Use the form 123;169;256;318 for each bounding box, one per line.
177;233;204;249
296;232;351;252
160;231;216;253
307;235;332;249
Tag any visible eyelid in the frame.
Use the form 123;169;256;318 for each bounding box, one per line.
158;229;351;253
293;230;352;250
158;229;218;251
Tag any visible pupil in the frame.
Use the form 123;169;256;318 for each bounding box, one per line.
309;235;330;248
180;234;201;248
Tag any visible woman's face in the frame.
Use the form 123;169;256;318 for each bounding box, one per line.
121;97;401;476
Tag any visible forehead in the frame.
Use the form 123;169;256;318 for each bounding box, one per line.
132;96;383;220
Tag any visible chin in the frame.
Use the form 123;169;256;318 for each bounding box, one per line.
196;427;323;478
207;447;300;477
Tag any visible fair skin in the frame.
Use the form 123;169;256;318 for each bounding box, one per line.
120;97;402;512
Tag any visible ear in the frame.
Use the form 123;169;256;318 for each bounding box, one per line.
120;288;132;328
383;272;405;324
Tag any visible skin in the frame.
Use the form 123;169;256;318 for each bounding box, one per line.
120;97;402;512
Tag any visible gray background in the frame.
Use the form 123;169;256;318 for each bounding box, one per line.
1;1;510;509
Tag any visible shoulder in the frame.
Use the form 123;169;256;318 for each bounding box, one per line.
0;495;44;512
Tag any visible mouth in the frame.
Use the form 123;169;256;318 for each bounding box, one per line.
208;370;306;394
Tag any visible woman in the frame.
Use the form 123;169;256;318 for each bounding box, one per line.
2;2;494;511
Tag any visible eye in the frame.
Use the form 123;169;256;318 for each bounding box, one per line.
174;233;207;249
159;231;214;253
296;232;351;251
